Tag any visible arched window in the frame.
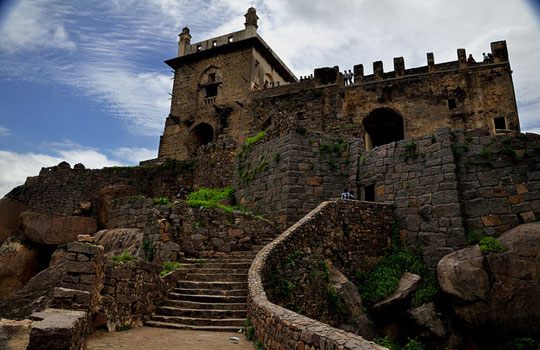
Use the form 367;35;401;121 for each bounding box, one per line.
199;66;222;99
190;123;214;148
363;108;404;150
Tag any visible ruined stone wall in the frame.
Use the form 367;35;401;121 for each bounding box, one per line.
107;196;278;258
356;128;540;266
192;145;237;188
8;162;193;217
248;200;392;350
455;131;540;235
235;130;351;226
246;60;518;146
100;260;166;331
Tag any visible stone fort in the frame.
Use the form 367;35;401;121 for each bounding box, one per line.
0;7;538;350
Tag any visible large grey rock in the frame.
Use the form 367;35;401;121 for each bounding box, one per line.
437;222;540;334
0;318;32;350
93;228;143;258
0;239;38;300
21;212;97;245
328;261;376;340
407;302;447;338
0;198;27;245
28;308;87;350
373;272;421;311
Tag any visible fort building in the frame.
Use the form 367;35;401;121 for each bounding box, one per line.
157;7;519;163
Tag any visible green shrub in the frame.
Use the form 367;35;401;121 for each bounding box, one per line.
402;141;420;160
412;273;439;307
142;239;155;262
374;336;400;350
465;229;484;245
245;318;256;341
403;338;425;350
153;197;172;206
160;261;182;277
111;250;136;264
115;324;131;331
243;130;267;149
479;236;506;254
498;337;538;350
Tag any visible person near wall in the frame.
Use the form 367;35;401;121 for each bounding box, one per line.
341;189;354;200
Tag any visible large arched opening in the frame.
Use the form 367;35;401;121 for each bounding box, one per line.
362;108;404;150
190;123;214;149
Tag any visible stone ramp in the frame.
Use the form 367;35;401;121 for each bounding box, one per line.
146;244;269;332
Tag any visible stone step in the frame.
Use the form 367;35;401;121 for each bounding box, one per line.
182;268;249;274
176;281;247;290
149;315;246;327
173;288;246;296
182;273;246;282
161;299;247;310
180;262;252;269
168;293;247;303
144;320;244;332
156;306;246;319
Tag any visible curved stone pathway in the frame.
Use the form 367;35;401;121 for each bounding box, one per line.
86;327;253;350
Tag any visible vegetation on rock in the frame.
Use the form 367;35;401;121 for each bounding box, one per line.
187;187;246;213
111;250;136;264
160;261;182;277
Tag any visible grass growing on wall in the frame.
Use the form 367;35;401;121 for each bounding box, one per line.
160;261;182;277
187;187;246;213
111;250;136;265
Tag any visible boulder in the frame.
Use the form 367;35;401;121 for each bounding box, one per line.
437;222;540;335
97;185;137;227
373;272;421;311
0;260;66;320
407;302;447;338
0;239;38;300
21;212;97;245
27;308;87;350
0;198;27;244
328;261;376;340
0;318;32;350
93;228;143;258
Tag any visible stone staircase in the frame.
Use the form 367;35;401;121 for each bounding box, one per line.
146;242;271;331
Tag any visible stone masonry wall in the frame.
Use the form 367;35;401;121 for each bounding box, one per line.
107;196;278;259
455;131;540;235
248;200;393;350
356;128;540;267
357;128;465;267
7;161;193;217
236;129;351;226
100;260;166;331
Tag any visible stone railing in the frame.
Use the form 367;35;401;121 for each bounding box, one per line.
247;200;392;350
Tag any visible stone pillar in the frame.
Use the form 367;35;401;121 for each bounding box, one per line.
353;64;364;84
490;40;508;63
457;48;467;69
373;61;384;80
394;57;405;77
244;7;259;37
427;52;435;72
178;27;192;56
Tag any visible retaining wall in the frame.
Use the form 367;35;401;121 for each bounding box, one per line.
247;200;393;350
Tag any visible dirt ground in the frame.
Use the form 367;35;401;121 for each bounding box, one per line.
86;327;254;350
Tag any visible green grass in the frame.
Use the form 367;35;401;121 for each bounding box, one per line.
153;197;172;206
374;336;425;350
111;250;136;264
186;187;246;212
479;236;506;254
160;261;182;277
242;130;267;150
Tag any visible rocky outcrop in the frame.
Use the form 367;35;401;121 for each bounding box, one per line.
407;302;447;339
0;198;27;244
437;222;540;335
373;272;421;311
93;228;143;258
328;261;376;340
0;239;38;300
0;260;66;320
21;212;97;245
97;185;137;227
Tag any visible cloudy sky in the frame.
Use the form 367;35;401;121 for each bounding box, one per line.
1;0;540;196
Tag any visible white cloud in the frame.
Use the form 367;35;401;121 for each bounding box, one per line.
111;147;157;164
0;1;76;53
0;126;10;136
